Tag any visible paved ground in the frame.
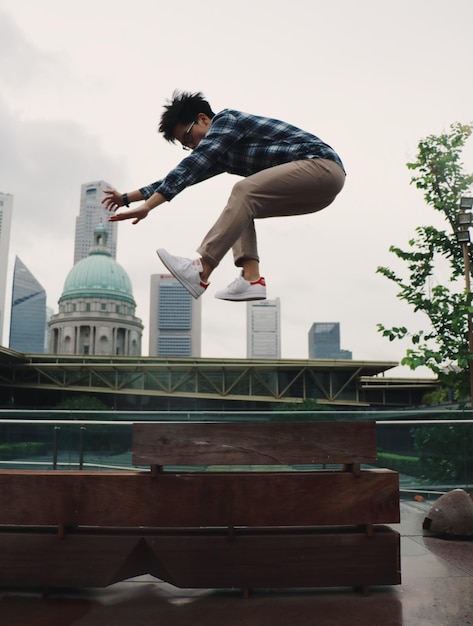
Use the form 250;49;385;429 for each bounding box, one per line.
1;499;473;626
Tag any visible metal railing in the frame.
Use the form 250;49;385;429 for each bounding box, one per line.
0;409;472;496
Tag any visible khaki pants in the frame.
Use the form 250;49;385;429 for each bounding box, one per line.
197;158;346;268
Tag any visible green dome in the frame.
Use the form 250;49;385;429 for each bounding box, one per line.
59;225;135;305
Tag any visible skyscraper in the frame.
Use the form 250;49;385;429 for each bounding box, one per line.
247;298;281;359
9;256;47;353
45;306;54;351
0;192;13;345
149;274;202;357
74;181;117;264
308;322;352;359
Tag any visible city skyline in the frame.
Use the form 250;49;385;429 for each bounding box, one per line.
2;1;472;377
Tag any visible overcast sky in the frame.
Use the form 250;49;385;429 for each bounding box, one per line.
1;0;472;377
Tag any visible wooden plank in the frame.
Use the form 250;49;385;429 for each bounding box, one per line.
132;421;378;467
146;526;401;589
0;533;149;588
0;527;400;589
0;468;399;528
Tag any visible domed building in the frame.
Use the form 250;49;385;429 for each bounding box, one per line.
49;224;143;356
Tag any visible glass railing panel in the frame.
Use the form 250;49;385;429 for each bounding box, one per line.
376;418;473;495
0;419;134;471
0;410;471;492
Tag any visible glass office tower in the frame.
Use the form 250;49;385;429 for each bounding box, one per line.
149;274;202;357
9;256;47;353
308;322;352;359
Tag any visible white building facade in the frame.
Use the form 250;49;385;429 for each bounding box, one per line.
0;193;13;344
247;298;281;359
49;224;142;356
74;181;117;264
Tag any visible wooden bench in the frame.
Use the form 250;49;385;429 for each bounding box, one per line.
0;420;400;593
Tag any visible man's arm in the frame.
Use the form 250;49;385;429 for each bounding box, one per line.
101;110;243;223
142;110;242;201
102;189;166;225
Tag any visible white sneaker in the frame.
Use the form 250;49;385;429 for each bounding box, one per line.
156;249;209;299
215;274;267;301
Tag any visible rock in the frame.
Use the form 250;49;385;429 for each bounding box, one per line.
423;489;473;536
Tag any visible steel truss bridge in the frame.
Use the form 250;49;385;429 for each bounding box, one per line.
0;348;438;408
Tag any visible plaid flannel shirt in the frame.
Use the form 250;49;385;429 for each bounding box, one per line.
139;109;344;201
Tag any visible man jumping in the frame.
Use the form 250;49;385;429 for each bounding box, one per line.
103;90;345;301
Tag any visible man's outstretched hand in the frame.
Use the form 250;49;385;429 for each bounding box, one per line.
102;188;123;212
102;188;150;225
109;204;151;224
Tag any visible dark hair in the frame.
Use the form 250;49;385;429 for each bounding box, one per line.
158;90;216;142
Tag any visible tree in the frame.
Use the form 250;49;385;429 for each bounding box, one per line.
54;394;109;411
274;398;336;420
377;122;473;399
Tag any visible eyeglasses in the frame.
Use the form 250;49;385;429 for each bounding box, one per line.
182;120;196;150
